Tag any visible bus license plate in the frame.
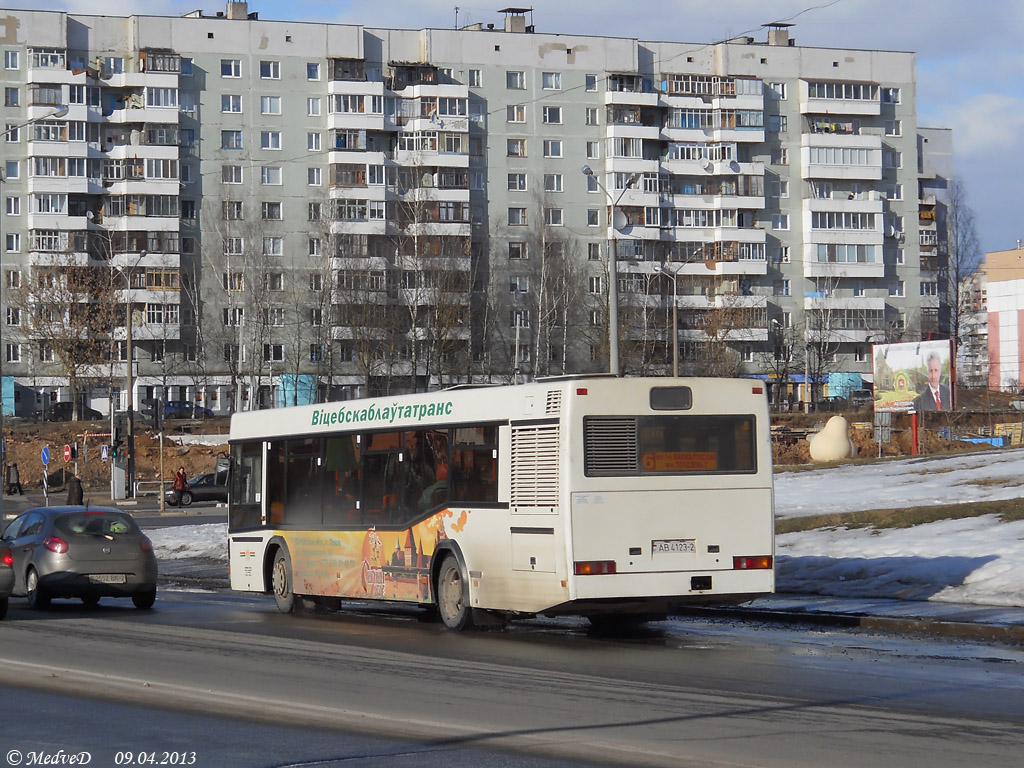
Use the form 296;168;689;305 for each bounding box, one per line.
89;574;127;584
652;539;696;554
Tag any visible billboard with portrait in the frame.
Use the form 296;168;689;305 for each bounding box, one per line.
871;340;953;413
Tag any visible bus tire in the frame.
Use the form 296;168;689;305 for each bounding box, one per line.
272;548;297;614
437;555;474;631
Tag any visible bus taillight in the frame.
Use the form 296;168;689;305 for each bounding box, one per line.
733;556;773;570
574;560;617;575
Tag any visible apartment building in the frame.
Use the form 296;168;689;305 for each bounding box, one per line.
0;3;943;415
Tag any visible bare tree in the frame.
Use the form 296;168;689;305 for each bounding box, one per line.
943;179;983;354
12;248;119;418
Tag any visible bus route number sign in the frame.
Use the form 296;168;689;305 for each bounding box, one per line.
642;452;718;472
652;539;696;555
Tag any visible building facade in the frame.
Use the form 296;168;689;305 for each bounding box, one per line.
0;3;943;416
985;244;1024;391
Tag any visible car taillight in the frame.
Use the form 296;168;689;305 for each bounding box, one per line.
1;548;12;567
140;536;153;553
733;555;773;570
574;560;617;576
44;536;69;554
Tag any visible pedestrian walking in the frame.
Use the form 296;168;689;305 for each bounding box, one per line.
67;473;84;505
6;462;23;495
172;465;189;507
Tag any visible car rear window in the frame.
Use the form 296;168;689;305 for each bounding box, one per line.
54;512;139;537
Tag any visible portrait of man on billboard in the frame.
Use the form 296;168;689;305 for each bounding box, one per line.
912;352;952;411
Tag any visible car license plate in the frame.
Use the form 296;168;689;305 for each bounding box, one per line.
652;539;696;554
89;574;127;584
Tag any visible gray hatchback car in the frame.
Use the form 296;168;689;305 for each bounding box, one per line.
0;506;158;610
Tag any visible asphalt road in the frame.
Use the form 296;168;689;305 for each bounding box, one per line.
0;588;1021;767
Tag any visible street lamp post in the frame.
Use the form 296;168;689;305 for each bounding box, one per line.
653;262;680;377
0;105;68;518
581;165;638;377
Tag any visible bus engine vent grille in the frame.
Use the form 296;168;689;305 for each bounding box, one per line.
584;417;638;475
511;424;560;508
545;389;562;414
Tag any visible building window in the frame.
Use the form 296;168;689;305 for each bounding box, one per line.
543;173;563;192
885;119;902;136
507;138;526;157
308;202;322;220
585;107;598;125
542;72;562;90
506;104;525;122
771;180;789;198
6;344;21;363
772;213;789;230
5;233;20;252
5;196;19;215
588;243;601;261
223;201;244;221
260;131;282;150
585;74;598;92
263;344;285;362
889;281;905;297
768;115;787;132
261;201;283;220
776;279;790;297
543;106;562;124
222;165;242;184
543;140;562;158
4;87;19;107
308;167;322;186
588;276;602;294
767;81;787;99
4;50;18;69
221;130;243;149
586;141;599;159
307;132;321;151
307;62;320;80
587;209;599;227
506;71;525;89
770;147;788;165
882;87;901;104
260;95;281;115
261;166;282;185
263;237;283;256
221;59;241;78
855;347;867;363
507;173;527;191
509;242;526;259
509;275;529;294
307;97;321;116
469;69;481;87
508;207;527;226
545;208;564;226
260;60;281;79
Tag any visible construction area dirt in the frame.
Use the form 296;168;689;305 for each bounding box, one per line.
2;420;229;497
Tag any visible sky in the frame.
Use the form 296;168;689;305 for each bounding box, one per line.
148;446;1024;613
25;0;1022;258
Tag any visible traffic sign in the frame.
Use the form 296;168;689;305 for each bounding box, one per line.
64;444;72;462
101;444;109;462
41;446;50;466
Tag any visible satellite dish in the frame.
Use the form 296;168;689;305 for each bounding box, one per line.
702;160;714;173
729;160;741;173
612;209;628;231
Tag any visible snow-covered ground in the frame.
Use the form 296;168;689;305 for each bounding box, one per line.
148;447;1024;609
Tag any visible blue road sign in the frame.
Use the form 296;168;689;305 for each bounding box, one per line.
41;445;50;466
101;444;109;462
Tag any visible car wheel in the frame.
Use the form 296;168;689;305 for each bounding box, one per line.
180;491;193;507
0;596;7;620
81;595;101;607
26;568;50;610
436;554;473;631
132;589;156;610
272;548;297;614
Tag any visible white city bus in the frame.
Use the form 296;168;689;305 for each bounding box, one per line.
227;376;774;630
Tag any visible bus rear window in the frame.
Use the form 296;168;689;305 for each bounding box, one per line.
584;415;756;476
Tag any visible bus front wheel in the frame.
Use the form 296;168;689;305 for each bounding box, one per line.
272;548;297;613
437;555;473;631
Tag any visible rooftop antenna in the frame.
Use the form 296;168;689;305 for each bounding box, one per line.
454;6;459;29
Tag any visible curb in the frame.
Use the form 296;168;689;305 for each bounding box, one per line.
676;605;1024;644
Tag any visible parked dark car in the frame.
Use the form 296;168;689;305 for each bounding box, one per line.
0;545;13;620
818;396;849;412
43;402;103;422
0;506;158;609
164;401;215;419
164;472;228;507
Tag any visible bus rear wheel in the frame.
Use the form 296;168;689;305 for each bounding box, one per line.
437;555;473;631
272;548;297;613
